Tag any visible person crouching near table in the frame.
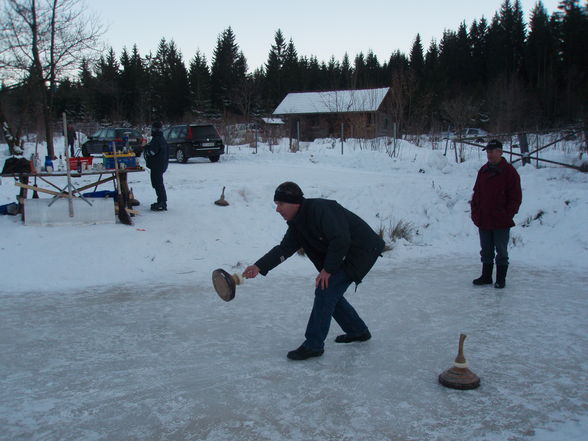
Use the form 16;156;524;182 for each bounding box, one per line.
470;139;522;289
243;182;385;361
144;121;169;211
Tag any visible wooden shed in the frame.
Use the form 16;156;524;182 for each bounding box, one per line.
272;87;394;141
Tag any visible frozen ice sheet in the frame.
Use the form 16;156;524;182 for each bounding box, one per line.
1;257;587;441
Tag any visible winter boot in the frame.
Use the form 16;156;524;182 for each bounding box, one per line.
287;345;324;361
150;202;167;211
335;330;372;343
473;263;493;285
494;265;508;289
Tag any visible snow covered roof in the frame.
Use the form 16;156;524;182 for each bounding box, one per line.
261;117;285;125
273;87;390;115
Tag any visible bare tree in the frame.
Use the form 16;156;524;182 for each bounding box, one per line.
0;0;103;157
441;95;479;132
0;102;24;155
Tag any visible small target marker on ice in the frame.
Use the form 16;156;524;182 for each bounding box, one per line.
212;268;243;302
214;186;229;206
438;334;481;390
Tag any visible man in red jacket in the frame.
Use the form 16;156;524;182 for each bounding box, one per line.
470;140;522;288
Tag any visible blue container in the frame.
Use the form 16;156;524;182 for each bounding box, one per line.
82;190;117;200
44;156;54;171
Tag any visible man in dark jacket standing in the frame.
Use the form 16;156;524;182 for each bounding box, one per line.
243;182;385;360
144;121;169;211
471;140;522;289
66;124;76;157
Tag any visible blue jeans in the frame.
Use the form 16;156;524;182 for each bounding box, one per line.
303;269;369;351
479;228;510;266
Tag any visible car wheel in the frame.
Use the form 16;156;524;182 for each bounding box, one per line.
81;145;89;157
176;148;188;163
209;155;220;163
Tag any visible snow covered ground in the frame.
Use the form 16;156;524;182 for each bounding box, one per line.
1;136;587;440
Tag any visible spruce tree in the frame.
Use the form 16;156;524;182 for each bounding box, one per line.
210;27;242;114
325;56;340;90
189;50;211;117
119;45;147;124
352;52;366;89
409;34;425;82
165;41;190;121
365;51;381;88
94;48;121;121
556;0;588;121
470;18;489;89
150;38;170;121
282;39;300;93
265;29;286;109
339;53;352;89
526;2;559;124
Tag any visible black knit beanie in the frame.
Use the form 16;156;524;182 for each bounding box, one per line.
274;181;304;204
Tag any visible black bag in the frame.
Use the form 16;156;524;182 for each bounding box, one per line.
2;157;32;174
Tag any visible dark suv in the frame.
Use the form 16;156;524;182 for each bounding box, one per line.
163;124;225;163
81;128;146;156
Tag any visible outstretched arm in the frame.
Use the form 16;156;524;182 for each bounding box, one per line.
243;265;260;279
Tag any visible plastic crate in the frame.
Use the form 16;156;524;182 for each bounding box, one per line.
67;157;93;171
102;153;137;170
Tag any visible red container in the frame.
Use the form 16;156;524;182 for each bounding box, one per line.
68;157;93;171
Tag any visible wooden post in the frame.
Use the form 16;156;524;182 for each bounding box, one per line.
454;141;459;163
518;133;530;165
340;122;344;155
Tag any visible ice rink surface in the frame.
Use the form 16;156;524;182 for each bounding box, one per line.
2;257;587;441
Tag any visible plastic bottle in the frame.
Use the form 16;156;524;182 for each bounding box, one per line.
34;153;42;173
45;156;54;173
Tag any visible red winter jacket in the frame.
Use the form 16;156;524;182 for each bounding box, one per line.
471;158;522;230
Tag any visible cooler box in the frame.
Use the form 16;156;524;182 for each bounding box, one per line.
103;153;137;169
67;157;93;171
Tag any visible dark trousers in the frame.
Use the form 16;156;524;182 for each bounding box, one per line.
479;228;510;266
69;143;75;158
304;269;369;351
150;170;167;205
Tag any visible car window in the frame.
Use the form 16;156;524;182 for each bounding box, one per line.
103;128;115;138
164;127;175;140
116;129;139;138
91;129;103;138
191;125;218;138
169;127;182;140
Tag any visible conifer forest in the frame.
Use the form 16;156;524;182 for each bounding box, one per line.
1;0;587;143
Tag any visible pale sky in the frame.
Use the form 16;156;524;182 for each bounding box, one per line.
89;0;562;71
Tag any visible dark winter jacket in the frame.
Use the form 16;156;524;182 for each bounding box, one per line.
471;157;522;230
255;198;385;284
66;127;76;145
144;130;169;173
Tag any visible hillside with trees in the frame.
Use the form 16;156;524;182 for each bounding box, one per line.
1;0;586;140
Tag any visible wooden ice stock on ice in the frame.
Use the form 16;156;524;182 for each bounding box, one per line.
438;334;481;390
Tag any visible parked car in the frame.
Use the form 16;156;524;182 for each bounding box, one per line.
163;124;225;163
451;128;489;143
81;128;146;157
